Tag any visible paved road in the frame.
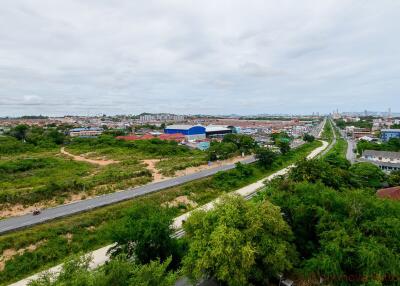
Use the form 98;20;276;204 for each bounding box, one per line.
346;138;356;163
0;157;256;234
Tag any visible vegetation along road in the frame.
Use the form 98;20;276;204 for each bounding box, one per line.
10;140;329;286
0;156;256;234
319;118;337;157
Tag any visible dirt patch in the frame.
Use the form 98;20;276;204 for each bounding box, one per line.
175;155;253;177
86;225;96;232
143;159;170;182
0;204;44;219
164;195;198;208
60;147;119;166
0;240;46;271
64;233;73;243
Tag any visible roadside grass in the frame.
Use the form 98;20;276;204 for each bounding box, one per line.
322;138;347;159
155;156;208;176
65;136;206;163
0;154;151;209
321;120;334;142
0;141;321;285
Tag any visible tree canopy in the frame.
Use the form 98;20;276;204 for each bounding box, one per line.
255;147;277;168
109;203;182;267
182;195;296;286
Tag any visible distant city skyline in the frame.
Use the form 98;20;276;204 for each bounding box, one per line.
1;1;399;116
2;109;400;118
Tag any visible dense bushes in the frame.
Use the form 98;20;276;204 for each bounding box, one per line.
0;156;151;206
0;136;36;155
28;254;178;286
207;134;256;161
183;196;296;285
357;138;400;155
7;125;66;147
260;180;400;284
258;155;399;285
290;157;386;190
68;135;192;158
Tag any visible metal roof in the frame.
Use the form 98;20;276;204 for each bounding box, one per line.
165;124;204;130
205;125;231;132
70;127;102;132
377;186;400;200
381;129;400;132
363;150;400;159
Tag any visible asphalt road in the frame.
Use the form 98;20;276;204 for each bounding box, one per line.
346;138;356;163
0;157;256;234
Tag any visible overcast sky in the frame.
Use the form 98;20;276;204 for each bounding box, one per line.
0;1;399;116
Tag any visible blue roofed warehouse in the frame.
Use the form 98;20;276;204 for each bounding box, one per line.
164;125;206;140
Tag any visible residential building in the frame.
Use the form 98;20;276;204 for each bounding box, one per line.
361;150;400;172
376;186;400;200
69;127;103;137
381;129;400;142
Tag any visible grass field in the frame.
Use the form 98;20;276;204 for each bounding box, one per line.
321;120;334;142
322;122;348;159
0;151;152;212
0;141;321;285
0;136;209;213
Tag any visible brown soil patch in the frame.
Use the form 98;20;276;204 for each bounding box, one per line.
164;195;198;208
64;233;73;243
0;240;46;271
0;204;43;219
175;155;253;176
86;226;96;232
60;147;119;166
143;159;170;182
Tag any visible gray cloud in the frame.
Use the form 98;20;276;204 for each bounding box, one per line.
0;0;399;116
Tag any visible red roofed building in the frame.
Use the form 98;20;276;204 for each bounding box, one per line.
117;133;185;142
159;133;185;142
376;186;400;200
116;135;142;141
141;134;156;140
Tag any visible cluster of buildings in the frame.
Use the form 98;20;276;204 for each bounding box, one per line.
1;114;323;151
139;113;185;123
117;125;237;150
361;150;400;172
336;112;400;173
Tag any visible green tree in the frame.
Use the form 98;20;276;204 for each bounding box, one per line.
261;180;400;284
28;255;178;286
255;147;277;168
109;203;180;266
12;124;29;140
222;134;256;154
183;195;295;286
207;142;238;161
387;170;400;186
128;257;178;286
303;133;315;143
349;162;386;189
324;153;351;170
277;140;291;154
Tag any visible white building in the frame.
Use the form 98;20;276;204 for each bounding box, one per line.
361;150;400;172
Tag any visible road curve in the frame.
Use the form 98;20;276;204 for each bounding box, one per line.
0;157;256;234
